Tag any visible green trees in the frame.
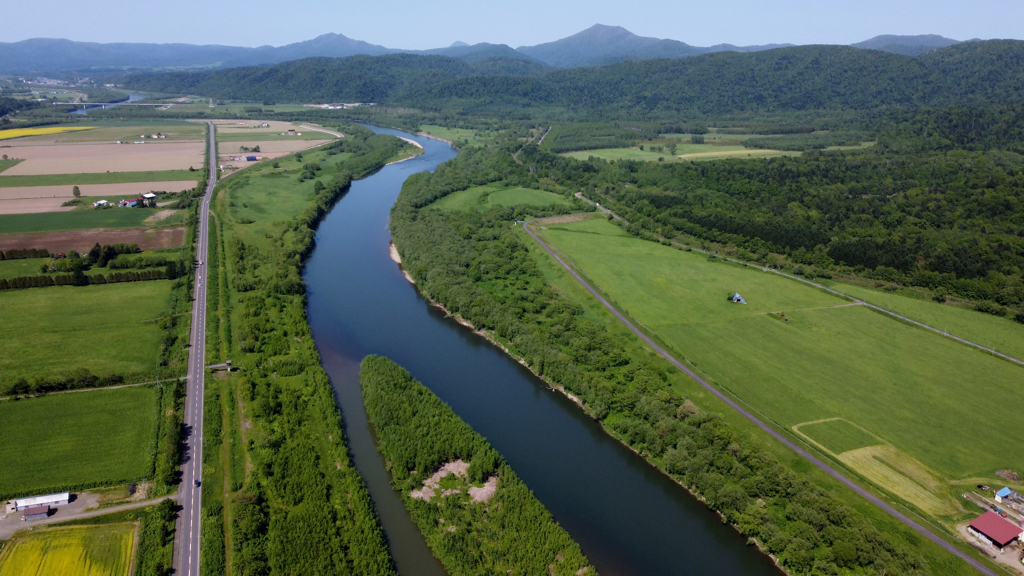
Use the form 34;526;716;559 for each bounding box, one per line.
390;148;928;575
361;355;592;575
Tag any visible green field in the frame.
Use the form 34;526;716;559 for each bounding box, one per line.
0;258;50;279
0;208;173;234
0;170;199;188
429;184;571;212
8;121;204;144
561;145;796;162
0;387;159;496
537;217;1022;487
0;281;172;382
419;125;489;147
796;418;883;454
825;280;1024;361
0;159;23;174
0;523;136;576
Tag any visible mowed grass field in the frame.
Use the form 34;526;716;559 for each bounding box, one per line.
0;159;24;174
537;217;1022;488
824;280;1024;361
429;183;571;212
419;125;489;147
561;145;796;162
0;523;136;576
0;281;171;382
0;208;169;234
0;170;199;188
0;387;158;496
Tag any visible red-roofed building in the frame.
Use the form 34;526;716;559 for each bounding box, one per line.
968;511;1023;549
23;505;49;521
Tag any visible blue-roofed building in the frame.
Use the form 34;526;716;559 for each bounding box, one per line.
995;487;1016;503
730;293;746;304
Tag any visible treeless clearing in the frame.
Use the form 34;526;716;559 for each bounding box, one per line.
0;142;205;175
144;209;179;223
0;226;185;252
0;180;196;200
217;139;329;162
0;198;75;214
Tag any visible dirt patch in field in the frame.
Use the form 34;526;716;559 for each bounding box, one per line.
0;198;76;214
0;181;196;200
997;470;1022;482
144;210;179;223
0;227;186;252
410;460;470;502
0;142;205;175
468;476;498;503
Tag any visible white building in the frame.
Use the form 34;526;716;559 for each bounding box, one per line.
8;492;70;511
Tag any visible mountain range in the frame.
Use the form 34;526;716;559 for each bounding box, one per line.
0;25;967;75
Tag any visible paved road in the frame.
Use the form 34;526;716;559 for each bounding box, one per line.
172;122;216;576
523;220;998;576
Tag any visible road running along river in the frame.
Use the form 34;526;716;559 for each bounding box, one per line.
304;126;781;575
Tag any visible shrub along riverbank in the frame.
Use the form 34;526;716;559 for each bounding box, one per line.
198;125;415;574
390;147;977;575
360;355;593;575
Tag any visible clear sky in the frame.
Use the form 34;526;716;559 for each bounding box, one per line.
3;0;1021;49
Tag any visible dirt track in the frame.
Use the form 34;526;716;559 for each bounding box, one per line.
0;227;185;252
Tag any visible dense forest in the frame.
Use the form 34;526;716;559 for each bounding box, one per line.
360;355;593;575
124;41;1024;117
390;148;937;575
206;127;410;575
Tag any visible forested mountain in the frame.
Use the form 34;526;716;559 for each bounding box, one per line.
517;24;706;67
125;41;1024;115
852;34;962;56
2;27;986;74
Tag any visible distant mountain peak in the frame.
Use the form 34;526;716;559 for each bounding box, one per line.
449;41;470;48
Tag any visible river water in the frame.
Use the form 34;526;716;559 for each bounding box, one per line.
70;93;146;115
304;126;780;575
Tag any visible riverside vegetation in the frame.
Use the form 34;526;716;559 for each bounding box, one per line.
198;125;418;575
360;355;593;575
390;146;982;574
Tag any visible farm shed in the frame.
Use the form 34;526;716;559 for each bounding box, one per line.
142;193;157;200
22;505;49;521
968;511;1024;549
730;292;746;304
10;492;70;511
995;487;1018;503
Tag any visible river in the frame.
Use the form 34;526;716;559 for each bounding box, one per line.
70;93;146;115
304;126;780;575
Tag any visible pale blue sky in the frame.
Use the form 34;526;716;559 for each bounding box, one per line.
4;0;1022;49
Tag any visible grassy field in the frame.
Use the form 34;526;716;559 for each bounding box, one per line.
824;280;1024;361
0;208;171;234
562;145;796;162
536;217;1022;515
6;122;204;145
0;258;50;279
0;159;23;174
0;170;199;188
429;184;571;211
215;132;330;142
0;523;136;576
0;387;159;496
0;281;172;382
795;418;882;454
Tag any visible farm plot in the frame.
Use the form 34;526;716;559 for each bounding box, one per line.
0;387;159;497
536;217;1023;516
0;209;174;235
0;523;136;576
0;181;198;200
0;142;205;175
0;198;74;215
0;170;199;188
212;119;300;134
0;126;96;141
0;227;185;253
0;281;171;383
216;138;329;162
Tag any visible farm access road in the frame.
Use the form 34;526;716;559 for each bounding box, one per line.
0;496;173;540
172;122;216;576
523;216;1000;576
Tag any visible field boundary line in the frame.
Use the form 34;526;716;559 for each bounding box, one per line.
524;217;999;576
0;377;186;402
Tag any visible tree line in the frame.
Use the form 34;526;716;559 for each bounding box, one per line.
390;147;934;575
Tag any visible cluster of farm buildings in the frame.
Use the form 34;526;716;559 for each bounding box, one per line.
92;192;157;208
966;487;1024;555
4;492;69;522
